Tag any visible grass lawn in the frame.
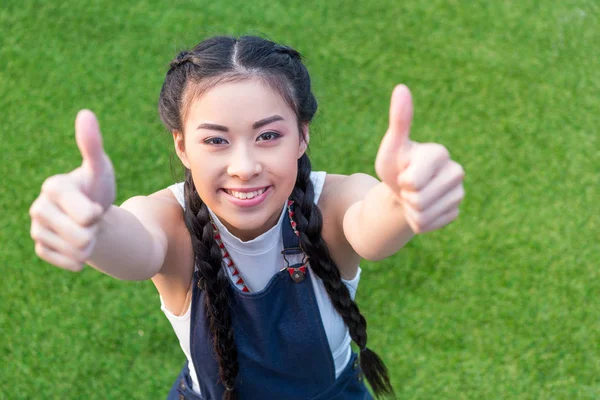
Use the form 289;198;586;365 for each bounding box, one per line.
1;0;599;398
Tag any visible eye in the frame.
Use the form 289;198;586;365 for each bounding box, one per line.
257;131;281;142
204;137;229;145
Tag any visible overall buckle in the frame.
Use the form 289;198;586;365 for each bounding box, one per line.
281;247;308;283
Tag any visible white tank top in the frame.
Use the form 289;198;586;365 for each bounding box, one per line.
161;171;362;395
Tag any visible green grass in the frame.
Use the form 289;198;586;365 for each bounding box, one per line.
1;0;599;398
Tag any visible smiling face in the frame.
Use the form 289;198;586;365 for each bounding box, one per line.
174;78;308;241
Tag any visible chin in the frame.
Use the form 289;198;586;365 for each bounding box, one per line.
220;202;285;239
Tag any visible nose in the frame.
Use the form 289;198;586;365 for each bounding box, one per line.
227;145;262;181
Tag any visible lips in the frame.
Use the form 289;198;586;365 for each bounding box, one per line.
224;187;268;200
221;186;272;208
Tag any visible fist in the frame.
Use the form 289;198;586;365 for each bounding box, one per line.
29;110;116;271
375;85;465;234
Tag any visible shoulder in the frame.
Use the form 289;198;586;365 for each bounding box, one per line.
120;188;185;240
318;173;379;213
121;187;194;315
120;187;182;212
316;173;380;279
120;188;191;275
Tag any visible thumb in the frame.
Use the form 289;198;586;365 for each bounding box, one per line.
75;109;106;175
387;84;413;146
375;85;414;187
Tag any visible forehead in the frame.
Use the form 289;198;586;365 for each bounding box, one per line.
185;78;296;128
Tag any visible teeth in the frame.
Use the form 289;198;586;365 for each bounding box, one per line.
226;187;267;200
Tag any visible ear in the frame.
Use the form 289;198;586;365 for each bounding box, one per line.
173;130;191;169
297;124;310;158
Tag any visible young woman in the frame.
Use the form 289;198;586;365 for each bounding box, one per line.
29;35;465;399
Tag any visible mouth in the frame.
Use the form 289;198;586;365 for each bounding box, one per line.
221;185;272;208
223;186;269;200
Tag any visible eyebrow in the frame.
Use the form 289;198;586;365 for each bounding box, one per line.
197;115;285;132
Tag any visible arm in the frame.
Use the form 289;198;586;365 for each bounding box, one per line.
30;110;180;282
342;176;414;261
334;85;464;261
86;196;173;281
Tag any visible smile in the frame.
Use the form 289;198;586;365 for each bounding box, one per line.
224;187;268;200
221;186;272;208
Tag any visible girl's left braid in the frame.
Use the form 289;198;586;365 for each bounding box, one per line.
290;154;394;398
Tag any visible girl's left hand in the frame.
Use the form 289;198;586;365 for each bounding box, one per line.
374;85;465;234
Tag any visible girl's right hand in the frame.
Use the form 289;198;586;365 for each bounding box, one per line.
29;110;116;271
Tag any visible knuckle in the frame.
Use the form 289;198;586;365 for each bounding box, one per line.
79;209;95;225
29;198;44;219
30;223;41;241
75;230;94;249
35;243;48;259
428;143;449;159
437;144;450;159
29;203;36;218
401;172;417;191
452;162;465;179
80;206;101;226
406;181;417;192
411;213;424;228
409;194;423;211
41;175;64;193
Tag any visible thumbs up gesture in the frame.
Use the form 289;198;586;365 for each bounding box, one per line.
29;110;116;271
375;85;465;234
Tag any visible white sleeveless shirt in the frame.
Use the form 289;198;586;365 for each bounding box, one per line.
162;171;362;395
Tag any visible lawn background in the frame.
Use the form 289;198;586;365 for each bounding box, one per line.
1;0;599;399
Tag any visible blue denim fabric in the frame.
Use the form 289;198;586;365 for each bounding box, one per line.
167;206;373;400
167;362;203;400
168;352;372;400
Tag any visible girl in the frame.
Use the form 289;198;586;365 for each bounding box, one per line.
29;35;464;399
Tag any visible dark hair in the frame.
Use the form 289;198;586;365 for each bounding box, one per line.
158;35;394;399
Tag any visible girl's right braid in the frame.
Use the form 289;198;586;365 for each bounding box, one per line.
291;154;395;399
183;170;239;400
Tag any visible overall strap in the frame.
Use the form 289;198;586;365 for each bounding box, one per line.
281;200;308;283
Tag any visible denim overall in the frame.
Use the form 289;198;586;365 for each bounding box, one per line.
167;206;373;399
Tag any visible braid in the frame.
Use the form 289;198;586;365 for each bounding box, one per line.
291;155;395;399
272;44;301;60
182;169;239;400
169;50;194;70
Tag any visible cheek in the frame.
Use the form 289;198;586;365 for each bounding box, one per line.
188;157;221;195
188;147;221;174
274;156;299;194
273;139;302;166
266;148;298;177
